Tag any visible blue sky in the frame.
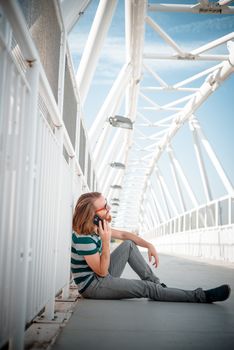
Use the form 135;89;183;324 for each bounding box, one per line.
68;0;234;206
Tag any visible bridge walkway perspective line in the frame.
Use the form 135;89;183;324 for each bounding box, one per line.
51;252;234;350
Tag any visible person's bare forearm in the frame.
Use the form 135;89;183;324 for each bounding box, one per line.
99;239;110;276
111;229;151;249
123;231;152;249
111;228;159;267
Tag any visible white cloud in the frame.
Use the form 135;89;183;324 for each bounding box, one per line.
168;16;234;36
68;33;125;62
68;23;232;86
68;32;126;84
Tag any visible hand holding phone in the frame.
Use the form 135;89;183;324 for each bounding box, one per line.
93;214;104;229
93;215;111;242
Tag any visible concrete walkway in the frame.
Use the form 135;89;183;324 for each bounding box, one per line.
52;253;234;350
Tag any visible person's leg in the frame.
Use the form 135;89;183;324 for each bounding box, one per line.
82;274;207;303
109;240;160;283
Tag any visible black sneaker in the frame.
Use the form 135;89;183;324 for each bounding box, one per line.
161;283;167;288
204;284;231;303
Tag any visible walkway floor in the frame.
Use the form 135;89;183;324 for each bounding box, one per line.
52;252;234;350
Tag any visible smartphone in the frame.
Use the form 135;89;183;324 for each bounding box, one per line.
93;214;104;229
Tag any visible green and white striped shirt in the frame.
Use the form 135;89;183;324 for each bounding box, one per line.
71;232;102;293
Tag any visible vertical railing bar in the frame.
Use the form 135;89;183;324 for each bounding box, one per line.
45;125;53;303
1;61;16;342
35;115;43;309
27;127;36;317
44;127;52;315
43;126;51;305
34;111;44;315
0;58;14;235
38;116;47;309
46;126;57;311
228;196;231;225
9;71;23;336
0;52;11;336
31;111;42;316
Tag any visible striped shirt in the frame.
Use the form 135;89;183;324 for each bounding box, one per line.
71;232;102;293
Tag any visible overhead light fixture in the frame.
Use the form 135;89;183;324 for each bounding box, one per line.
110;162;126;169
112;203;119;206
111;185;122;190
109;115;133;130
111;210;118;214
111;198;120;202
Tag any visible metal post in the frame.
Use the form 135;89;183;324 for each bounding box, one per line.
167;145;187;212
93;124;111;163
148;184;161;224
61;0;91;33
167;145;198;208
194;118;234;196
228;196;232;225
148;194;160;226
89;63;132;147
151;178;166;222
76;0;118;104
156;167;178;217
93;85;126;164
189;117;213;201
57;31;66;114
146;201;156;228
153;170;171;219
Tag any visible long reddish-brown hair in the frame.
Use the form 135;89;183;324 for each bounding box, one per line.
72;192;101;234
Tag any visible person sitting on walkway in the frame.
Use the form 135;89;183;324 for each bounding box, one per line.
71;192;231;303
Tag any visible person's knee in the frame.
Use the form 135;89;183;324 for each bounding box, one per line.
123;240;136;248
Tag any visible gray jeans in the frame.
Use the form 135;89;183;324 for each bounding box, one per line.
82;240;206;302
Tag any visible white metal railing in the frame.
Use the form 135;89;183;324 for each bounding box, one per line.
0;2;96;349
146;195;234;238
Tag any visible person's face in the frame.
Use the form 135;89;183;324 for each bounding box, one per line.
93;195;111;222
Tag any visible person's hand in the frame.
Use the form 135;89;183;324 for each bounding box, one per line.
147;243;159;268
98;219;111;243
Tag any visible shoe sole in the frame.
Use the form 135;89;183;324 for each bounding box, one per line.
226;285;231;300
216;284;231;302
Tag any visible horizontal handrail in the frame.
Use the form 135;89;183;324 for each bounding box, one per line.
147;194;233;237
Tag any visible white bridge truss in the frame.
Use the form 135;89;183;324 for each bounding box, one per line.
0;0;234;349
73;0;234;234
